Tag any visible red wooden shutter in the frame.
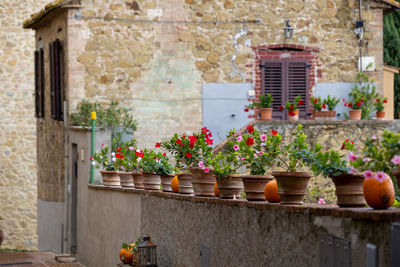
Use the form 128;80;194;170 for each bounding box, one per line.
261;61;285;120
287;61;309;119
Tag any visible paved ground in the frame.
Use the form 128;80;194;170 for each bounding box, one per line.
0;252;84;267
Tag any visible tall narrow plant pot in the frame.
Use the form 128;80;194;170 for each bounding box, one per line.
349;109;362;120
330;174;366;207
160;174;174;192
272;172;311;205
190;167;216;197
142;173;161;191
241;174;273;201
132;172;144;190
259;108;273;120
100;171;121;187
217;174;244;199
119;171;134;188
177;173;194;194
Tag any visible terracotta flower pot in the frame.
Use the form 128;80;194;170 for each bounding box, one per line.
288;109;299;122
376;111;386;120
349;109;362;120
190;167;216;197
132;172;144;190
241;174;273;201
259;108;273;120
160;174;174;192
142;173;161;190
177;173;194;194
217;174;244;199
313;110;336;121
330;173;366;207
119;171;134;188
272;172;311;205
100;171;121;187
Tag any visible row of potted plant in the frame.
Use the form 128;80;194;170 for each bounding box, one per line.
92;125;399;209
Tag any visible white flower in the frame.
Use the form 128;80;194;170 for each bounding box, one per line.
137;158;142;162
112;157;116;162
111;152;115;157
91;161;96;166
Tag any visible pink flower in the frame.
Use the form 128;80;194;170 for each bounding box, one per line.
371;135;377;140
241;157;246;160
204;167;210;173
260;143;266;147
260;134;267;142
90;156;93;160
348;167;356;174
129;146;134;151
362;158;370;162
342;97;345;102
238;131;242;135
347;151;357;162
363;170;373;180
233;145;240;151
318;198;325;205
391;155;400;165
198;161;204;168
375;171;386;182
258;151;263;156
237;136;243;142
101;143;105;147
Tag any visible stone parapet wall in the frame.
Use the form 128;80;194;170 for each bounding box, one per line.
0;0;50;250
83;185;400;267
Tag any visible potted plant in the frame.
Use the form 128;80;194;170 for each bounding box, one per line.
312;95;339;120
187;127;217;197
138;149;163;191
116;139;138;188
312;146;365;207
92;144;120;187
272;124;314;204
154;149;174;192
374;96;387;120
233;125;280;201
246;93;273;120
209;129;244;199
281;95;303;122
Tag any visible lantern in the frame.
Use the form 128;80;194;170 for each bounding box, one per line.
137;234;157;267
284;19;294;39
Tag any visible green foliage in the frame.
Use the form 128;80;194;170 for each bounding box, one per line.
374;96;387;112
323;95;340;111
311;96;323;111
138;149;166;174
312;147;350;178
383;11;400;117
285;95;302;111
246;93;273;109
92;144;115;171
118;139;139;172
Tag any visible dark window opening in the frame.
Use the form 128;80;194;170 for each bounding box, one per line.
49;39;64;121
34;48;45;118
261;59;309;120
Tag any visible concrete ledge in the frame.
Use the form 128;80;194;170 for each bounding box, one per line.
88;184;400;222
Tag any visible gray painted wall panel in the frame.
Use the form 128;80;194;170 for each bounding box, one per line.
37;199;64;252
202;83;253;146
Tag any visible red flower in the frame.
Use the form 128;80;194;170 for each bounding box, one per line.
163;152;167;157
176;139;182;146
116;154;124;159
376;99;380;103
299;100;304;105
360;98;364;103
189;136;197;145
288;111;295;116
117;147;121;152
313;98;318;104
344;102;348;107
244;108;249;112
348;103;353;108
206;138;213;145
356;101;362;107
322;104;327;109
247;125;254;134
136;151;144;158
279;106;284;111
246;137;254;146
384;99;388;104
185;152;192;158
272;130;278;136
155;142;161;148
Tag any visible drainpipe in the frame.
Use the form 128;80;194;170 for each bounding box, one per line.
63;100;69;254
359;0;363;72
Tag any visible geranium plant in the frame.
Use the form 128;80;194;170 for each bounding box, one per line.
312;146;350;178
374;96;388;112
233;125;281;175
323;95;340;111
119;139;140;172
138;149;167;174
311;96;324;111
281;95;303;115
246;93;273;109
92;143;116;171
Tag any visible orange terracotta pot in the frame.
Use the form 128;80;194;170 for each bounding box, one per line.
349;109;362;120
190;167;216;197
288;109;299;122
241;174;273;201
272;171;311;204
259;108;273;120
330;173;366;207
100;171;120;187
376;111;386;120
313;110;336;121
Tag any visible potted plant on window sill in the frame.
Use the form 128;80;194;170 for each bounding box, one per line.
312;145;365;207
272;125;314;204
233;125;280;201
281;95;304;122
374;96;387;120
92;144;120;187
246;93;273;120
312;95;339;120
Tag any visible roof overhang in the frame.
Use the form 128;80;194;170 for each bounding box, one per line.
373;0;400;15
23;0;81;30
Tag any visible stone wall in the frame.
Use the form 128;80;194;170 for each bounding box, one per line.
83;186;400;267
0;0;49;250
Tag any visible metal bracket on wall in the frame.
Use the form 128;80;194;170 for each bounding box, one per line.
319;233;351;267
391;222;400;267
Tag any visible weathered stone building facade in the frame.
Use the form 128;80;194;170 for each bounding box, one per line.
18;0;399;252
0;0;50;250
